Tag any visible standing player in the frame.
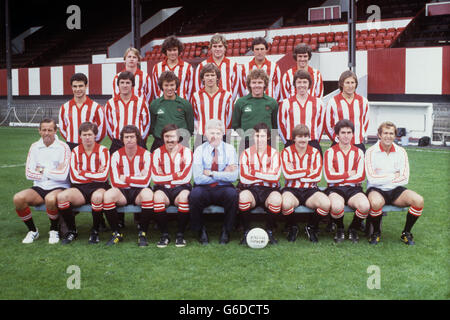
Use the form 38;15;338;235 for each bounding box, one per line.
323;119;370;243
239;37;282;102
105;71;150;154
113;47;152;105
365;121;424;245
59;73;106;150
102;125;153;246
151;35;194;101
13;119;71;244
281;43;323;99
189;119;239;245
281;124;330;243
278;70;326;154
193;33;240;101
191;63;233;146
151;124;193;248
232;69;279;135
56;122;110;245
325;70;369;152
238;122;282;246
149;71;194;153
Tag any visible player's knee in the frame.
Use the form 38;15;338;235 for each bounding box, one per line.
44;194;58;207
140;188;153;202
103;189;116;203
90;192;103;205
357;200;371;215
13;192;25;206
56;191;68;203
153;191;165;204
368;196;384;211
330;202;344;214
413;194;424;208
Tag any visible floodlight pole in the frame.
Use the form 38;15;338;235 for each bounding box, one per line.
5;0;13;118
131;0;141;51
348;0;357;73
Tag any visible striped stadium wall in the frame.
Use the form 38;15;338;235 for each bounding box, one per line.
0;46;448;97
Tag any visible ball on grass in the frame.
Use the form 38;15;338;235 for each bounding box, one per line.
246;227;269;249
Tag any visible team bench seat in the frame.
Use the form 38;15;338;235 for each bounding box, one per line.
34;204;406;214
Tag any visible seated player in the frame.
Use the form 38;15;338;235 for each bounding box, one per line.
365;121;424;245
323;119;370;243
189;119;239;245
13;118;71;244
57;122;110;245
151;124;193;248
281;124;330;243
238;122;282;246
103;125;153;246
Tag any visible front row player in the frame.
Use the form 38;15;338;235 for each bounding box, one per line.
365;121;424;245
57;122;110;244
238;122;282;245
103;125;153;246
281;124;330;243
323;119;370;243
13;118;71;244
152;124;193;248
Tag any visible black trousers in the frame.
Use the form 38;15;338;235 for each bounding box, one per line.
188;184;238;233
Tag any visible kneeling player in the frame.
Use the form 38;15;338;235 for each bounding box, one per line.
57;122;110;244
152;124;193;247
238;122;282;245
281;124;330;243
103;125;153;246
323;119;370;243
13;118;71;244
365;121;424;245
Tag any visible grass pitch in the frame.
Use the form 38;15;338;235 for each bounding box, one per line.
0;127;448;300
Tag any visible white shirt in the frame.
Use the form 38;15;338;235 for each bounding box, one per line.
365;141;409;191
25;135;71;190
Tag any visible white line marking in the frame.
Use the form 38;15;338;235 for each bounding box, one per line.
0;163;26;168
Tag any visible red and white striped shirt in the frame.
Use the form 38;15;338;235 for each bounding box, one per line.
70;143;110;184
151;144;193;188
110;146;152;189
59;97;106;144
151;58;194;101
194;56;240;101
281;144;322;188
239;145;281;188
281;65;323;99
277;94;325;144
113;68;152;105
240;58;282;102
323;144;365;187
325;92;370;145
191;88;233;135
105;94;150;141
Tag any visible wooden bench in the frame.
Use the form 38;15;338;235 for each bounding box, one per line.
35;204;406;214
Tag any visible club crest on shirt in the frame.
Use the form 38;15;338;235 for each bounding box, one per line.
243;105;252;112
157;109;165;115
177;107;183;112
265;105;271;110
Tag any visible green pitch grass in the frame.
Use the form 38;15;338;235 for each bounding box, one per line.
0;127;448;300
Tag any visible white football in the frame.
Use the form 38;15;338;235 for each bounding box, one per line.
246;228;269;249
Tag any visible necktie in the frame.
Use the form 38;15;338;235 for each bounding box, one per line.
210;148;219;187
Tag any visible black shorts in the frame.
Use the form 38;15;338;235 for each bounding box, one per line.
72;182;110;204
119;187;146;205
366;186;407;205
282;187;321;206
31;186;65;200
239;184;280;208
153;184;192;204
325;185;364;203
